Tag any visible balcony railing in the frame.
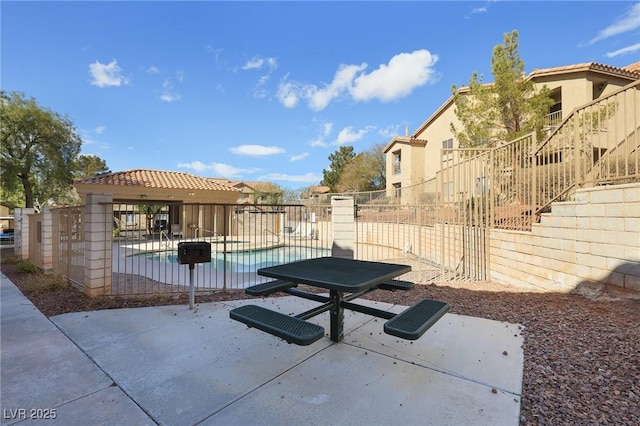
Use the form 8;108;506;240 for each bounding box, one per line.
544;110;563;130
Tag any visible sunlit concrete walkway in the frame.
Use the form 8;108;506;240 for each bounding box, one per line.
1;271;524;425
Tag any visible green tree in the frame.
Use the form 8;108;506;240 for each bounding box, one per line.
282;187;305;202
451;30;554;148
1;91;82;207
338;144;386;192
251;182;284;205
136;204;164;235
74;155;110;179
320;145;355;192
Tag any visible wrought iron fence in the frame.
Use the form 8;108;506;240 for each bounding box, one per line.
535;79;640;213
44;81;638;295
354;204;488;282
51;206;85;288
109;202;332;295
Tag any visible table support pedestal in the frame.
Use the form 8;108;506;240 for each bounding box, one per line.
330;290;344;342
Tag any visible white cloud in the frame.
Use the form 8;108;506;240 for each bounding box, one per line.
309;120;334;147
587;2;640;45
230;145;285;156
605;42;640;57
89;60;130;87
176;70;185;82
471;7;487;14
177;161;258;178
210;163;248;177
310;138;328;148
252;74;271;99
253;88;268;99
79;131;110;151
160;93;181;102
308;63;367;110
178;160;208;173
276;50;438;110
276;78;301;108
242;56;278;71
261;172;321;183
147;66;160;74
378;124;407;139
290;152;309;162
334;126;374;145
160;79;181;102
351;50;439;102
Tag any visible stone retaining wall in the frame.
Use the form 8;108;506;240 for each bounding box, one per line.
490;183;640;293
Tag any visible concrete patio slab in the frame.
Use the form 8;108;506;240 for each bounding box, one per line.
1;269;524;426
0;273;152;426
50;294;524;425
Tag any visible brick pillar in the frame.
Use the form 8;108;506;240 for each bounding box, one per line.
13;208;34;260
40;207;53;271
331;196;354;259
84;193;113;297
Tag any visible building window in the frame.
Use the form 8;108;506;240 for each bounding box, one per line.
393;151;401;174
393;182;401;198
126;214;136;226
442;138;453;149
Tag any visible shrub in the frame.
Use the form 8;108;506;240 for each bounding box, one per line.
44;274;70;292
15;259;39;273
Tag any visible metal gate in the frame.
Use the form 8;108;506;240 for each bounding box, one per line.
437;148;491;281
354;148;490;283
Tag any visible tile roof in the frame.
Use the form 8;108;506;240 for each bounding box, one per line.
211;179;282;193
528;62;640;79
76;169;239;192
623;61;640;74
309;185;331;194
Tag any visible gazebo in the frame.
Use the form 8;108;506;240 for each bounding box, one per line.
74;169;241;238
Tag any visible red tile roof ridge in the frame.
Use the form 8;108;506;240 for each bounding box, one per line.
75;169;240;192
529;62;640;78
623;61;640;74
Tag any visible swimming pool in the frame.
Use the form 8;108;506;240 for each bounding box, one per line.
140;246;331;273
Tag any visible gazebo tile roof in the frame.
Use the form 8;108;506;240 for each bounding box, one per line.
76;169;239;192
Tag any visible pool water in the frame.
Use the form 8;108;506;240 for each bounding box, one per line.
141;246;330;273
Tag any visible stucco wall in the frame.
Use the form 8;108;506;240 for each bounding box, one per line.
490;182;640;293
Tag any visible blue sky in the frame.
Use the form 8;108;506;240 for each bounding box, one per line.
2;1;639;189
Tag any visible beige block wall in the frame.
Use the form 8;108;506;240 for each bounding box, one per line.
40;207;53;271
83;193;113;297
331;197;355;259
12;208;34;260
490;183;640;293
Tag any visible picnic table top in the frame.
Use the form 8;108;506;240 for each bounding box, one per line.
258;256;411;293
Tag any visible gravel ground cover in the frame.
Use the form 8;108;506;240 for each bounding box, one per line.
1;257;638;425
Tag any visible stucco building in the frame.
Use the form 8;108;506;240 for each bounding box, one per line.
384;61;640;200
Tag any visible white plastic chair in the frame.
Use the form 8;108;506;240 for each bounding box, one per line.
171;224;183;238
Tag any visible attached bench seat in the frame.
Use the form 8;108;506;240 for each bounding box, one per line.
245;279;297;296
230;305;325;346
377;279;415;291
384;299;450;340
